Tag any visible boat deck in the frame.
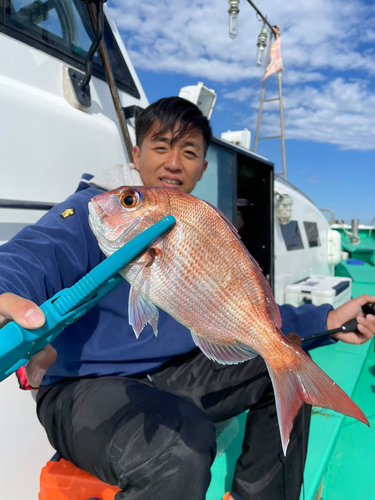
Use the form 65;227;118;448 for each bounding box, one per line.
319;340;375;500
207;257;375;500
301;338;374;500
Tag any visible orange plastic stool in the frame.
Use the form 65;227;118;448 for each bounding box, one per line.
39;457;120;500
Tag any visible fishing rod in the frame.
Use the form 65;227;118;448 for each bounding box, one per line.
301;302;375;343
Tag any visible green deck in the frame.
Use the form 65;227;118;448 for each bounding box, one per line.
207;246;375;500
335;260;375;298
301;339;374;500
321;341;375;500
207;413;247;499
207;340;375;500
336;228;375;266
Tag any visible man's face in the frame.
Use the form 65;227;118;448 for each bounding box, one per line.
132;124;208;194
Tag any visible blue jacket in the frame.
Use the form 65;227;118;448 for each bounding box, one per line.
0;177;333;386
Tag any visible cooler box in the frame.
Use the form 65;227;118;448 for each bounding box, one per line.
285;275;352;308
39;457;120;500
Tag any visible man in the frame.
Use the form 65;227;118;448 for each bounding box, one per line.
0;97;374;500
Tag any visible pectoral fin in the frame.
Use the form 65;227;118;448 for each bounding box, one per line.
127;245;163;269
128;286;159;338
190;331;258;364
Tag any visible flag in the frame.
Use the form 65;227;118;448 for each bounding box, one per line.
263;26;283;80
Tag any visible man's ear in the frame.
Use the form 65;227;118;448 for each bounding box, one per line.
133;145;140;170
198;160;208;181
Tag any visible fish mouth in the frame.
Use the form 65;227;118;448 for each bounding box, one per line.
88;201;141;256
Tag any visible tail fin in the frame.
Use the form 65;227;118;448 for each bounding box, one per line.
265;347;369;455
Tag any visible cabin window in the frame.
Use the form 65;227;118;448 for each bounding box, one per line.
280;220;304;251
2;0;139;97
304;221;321;248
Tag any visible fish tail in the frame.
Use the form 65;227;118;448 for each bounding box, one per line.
265;346;369;455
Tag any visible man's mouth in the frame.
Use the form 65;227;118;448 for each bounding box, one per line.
159;178;182;186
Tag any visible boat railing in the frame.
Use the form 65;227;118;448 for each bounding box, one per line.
0;200;56;211
369;217;375;239
275;174;317;206
0;200;56;244
319;208;335;225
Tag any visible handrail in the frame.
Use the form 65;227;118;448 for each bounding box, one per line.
87;2;134;162
274;175;316;206
0;199;56;210
319;208;335;225
369;217;375;238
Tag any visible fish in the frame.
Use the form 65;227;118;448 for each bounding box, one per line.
88;186;369;454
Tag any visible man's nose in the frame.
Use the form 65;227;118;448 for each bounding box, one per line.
164;149;182;170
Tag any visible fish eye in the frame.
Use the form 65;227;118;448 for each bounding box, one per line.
120;192;139;208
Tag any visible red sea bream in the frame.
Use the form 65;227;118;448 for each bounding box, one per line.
88;186;369;454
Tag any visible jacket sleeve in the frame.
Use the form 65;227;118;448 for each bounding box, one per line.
0;188;103;306
279;303;335;351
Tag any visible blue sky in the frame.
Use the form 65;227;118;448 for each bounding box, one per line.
109;0;375;225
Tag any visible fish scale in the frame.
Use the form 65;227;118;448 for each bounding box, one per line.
127;214;236;325
89;186;369;455
142;227;258;344
167;199;268;336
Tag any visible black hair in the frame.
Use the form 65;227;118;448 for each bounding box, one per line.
135;96;213;156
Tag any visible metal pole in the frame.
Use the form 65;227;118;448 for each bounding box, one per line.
87;3;134;162
246;0;278;36
277;71;287;179
254;32;273;153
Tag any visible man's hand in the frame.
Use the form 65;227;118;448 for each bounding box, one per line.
0;293;57;387
328;294;375;345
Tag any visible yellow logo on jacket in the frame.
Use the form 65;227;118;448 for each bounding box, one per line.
60;208;75;219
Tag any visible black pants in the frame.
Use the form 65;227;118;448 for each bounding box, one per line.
36;350;311;500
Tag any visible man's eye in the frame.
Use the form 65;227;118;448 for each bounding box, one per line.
184;150;197;158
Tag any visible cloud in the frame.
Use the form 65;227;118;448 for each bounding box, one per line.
282;71;326;85
246;78;375;150
108;0;375;150
306;175;322;184
222;87;253;103
361;29;375;42
126;50;262;82
109;0;375;80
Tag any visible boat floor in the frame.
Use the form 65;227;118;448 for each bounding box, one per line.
317;341;375;499
207;266;375;500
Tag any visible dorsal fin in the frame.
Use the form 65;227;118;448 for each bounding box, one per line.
202;200;282;330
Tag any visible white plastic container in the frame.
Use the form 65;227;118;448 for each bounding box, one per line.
285;275;352;309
